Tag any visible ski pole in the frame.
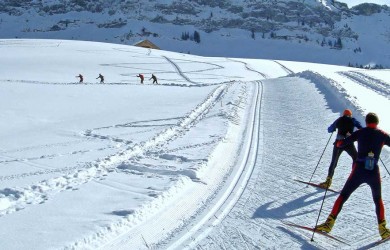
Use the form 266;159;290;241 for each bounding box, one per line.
311;185;330;241
308;132;334;184
380;157;390;176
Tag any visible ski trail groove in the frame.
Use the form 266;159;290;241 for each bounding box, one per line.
338;71;390;98
228;58;268;79
0;84;228;217
166;81;263;249
162;56;199;85
273;60;294;74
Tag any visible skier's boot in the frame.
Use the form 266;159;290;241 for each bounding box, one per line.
319;176;332;189
379;220;390;239
315;215;336;233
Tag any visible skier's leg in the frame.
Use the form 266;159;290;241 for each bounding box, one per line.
328;145;343;178
344;144;358;164
367;168;390;238
320;145;343;188
367;169;385;223
330;164;363;218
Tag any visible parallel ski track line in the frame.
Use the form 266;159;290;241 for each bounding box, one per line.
0;84;228;217
167;80;263;249
273;60;294;75
338;71;390;98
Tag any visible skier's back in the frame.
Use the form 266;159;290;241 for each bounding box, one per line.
76;74;83;83
150;74;158;84
319;109;362;188
96;74;104;83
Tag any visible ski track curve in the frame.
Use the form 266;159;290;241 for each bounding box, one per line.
162;56;200;85
338;71;390;98
228;58;268;79
0;84;229;217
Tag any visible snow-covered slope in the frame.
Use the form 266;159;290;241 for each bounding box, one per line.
0;39;390;249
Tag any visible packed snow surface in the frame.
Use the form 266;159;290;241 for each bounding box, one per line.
0;39;389;249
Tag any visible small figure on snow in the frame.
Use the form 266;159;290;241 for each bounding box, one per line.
96;73;104;83
318;109;362;189
150;74;158;84
76;74;84;83
137;74;144;84
315;112;390;240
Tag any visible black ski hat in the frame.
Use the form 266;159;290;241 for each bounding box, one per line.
365;112;379;124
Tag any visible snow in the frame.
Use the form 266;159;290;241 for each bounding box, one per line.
0;39;390;249
338;0;390;7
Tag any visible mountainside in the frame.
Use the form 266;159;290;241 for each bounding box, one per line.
1;0;390;67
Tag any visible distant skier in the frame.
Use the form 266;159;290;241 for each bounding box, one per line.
316;112;390;240
319;109;362;188
96;73;104;83
150;74;158;84
137;74;144;84
76;74;84;83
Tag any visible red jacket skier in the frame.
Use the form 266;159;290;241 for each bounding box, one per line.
137;74;144;84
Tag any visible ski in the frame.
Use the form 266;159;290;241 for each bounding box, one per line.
282;221;349;245
294;179;339;193
362;236;390;248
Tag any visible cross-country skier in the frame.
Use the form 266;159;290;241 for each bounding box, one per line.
76;74;83;83
319;109;362;188
96;73;104;83
150;74;158;84
316;112;390;240
137;74;144;84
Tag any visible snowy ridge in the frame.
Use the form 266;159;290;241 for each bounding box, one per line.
0;84;228;217
294;70;366;121
65;82;255;249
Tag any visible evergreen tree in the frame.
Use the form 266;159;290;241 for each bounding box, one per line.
194;31;201;43
335;37;343;49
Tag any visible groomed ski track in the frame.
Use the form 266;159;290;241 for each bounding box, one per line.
97;81;263;249
192;76;390;250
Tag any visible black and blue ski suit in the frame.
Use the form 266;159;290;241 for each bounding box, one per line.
326;115;362;178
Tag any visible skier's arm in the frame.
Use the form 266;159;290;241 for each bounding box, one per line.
353;118;363;130
327;119;338;133
337;130;360;147
384;133;390;147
